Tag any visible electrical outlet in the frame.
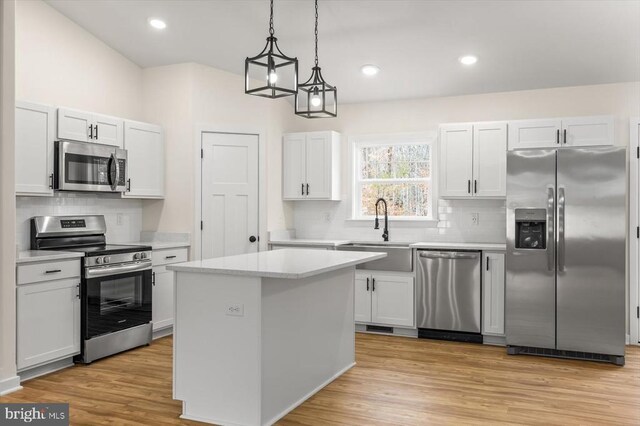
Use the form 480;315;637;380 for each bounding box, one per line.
471;212;480;226
226;303;244;317
116;213;123;226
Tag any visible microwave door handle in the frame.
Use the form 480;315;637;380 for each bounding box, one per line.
108;152;119;191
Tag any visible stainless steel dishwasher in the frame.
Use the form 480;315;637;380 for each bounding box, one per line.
416;250;482;343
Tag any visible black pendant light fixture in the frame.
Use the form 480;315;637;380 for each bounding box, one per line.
295;0;337;118
245;0;298;99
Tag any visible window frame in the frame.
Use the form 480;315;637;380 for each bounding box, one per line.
350;132;438;223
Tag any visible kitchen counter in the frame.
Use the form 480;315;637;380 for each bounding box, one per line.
119;241;190;250
17;250;84;264
168;248;385;279
268;238;351;247
171;248;385;425
410;242;507;251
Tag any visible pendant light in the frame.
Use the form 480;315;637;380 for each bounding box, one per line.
245;0;298;98
295;0;337;118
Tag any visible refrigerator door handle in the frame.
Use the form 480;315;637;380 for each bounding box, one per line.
557;187;566;272
547;187;555;272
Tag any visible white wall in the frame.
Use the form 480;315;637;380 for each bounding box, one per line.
284;82;640;243
0;0;19;395
141;63;294;247
14;0;146;247
15;0;143;120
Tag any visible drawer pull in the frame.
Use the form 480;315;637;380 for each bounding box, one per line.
165;255;177;259
45;269;62;274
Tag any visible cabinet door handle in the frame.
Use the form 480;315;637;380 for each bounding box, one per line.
49;174;54;189
474;180;477;194
366;277;369;291
563;129;567;144
152;272;156;286
95;124;99;139
467;180;471;194
306;183;309;195
126;178;131;192
165;255;177;259
89;124;94;139
372;278;375;292
45;269;61;274
301;183;304;196
486;257;490;271
556;129;560;144
76;284;81;299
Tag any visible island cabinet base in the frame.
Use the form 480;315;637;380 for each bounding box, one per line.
173;267;356;426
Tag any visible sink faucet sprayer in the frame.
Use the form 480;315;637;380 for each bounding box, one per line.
374;198;389;242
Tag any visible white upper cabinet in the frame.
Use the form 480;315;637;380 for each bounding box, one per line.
508;116;613;150
57;107;123;148
473;122;507;197
440;124;473;197
93;113;124;147
440;122;507;198
282;131;341;201
15;101;55;196
482;252;505;336
122;120;164;199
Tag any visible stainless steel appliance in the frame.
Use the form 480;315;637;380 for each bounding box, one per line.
416;250;482;343
55;140;128;193
506;147;626;365
31;215;152;364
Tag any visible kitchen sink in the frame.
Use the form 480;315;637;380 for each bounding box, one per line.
337;243;413;272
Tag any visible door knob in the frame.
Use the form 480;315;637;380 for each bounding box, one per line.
249;236;257;243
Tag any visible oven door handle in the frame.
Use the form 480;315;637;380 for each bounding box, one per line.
85;260;152;279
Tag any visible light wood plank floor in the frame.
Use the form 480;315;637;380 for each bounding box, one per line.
2;334;639;425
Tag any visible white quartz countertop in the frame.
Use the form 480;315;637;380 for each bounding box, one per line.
17;250;84;264
269;239;351;247
167;249;387;279
118;241;191;250
410;242;507;251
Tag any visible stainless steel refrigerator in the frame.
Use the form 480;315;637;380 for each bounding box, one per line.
506;147;626;365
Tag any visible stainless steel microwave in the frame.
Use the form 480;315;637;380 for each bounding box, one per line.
55;140;128;193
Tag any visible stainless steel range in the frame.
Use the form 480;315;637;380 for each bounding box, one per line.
31;215;152;363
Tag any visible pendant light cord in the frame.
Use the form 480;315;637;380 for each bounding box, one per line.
314;0;319;66
269;0;274;36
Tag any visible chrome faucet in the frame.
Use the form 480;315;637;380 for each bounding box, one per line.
374;198;389;242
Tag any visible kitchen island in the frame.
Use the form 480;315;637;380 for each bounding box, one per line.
167;249;386;426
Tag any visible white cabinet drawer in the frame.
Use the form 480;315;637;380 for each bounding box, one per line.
152;248;188;266
17;259;81;285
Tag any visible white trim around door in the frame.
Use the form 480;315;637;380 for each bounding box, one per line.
193;124;267;261
630;117;640;346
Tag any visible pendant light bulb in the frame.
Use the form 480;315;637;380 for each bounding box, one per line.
268;70;278;84
310;87;322;107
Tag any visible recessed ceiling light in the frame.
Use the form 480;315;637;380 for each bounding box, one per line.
148;18;167;30
459;55;478;66
361;64;380;76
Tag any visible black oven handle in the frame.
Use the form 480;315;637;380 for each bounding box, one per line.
85;260;152;279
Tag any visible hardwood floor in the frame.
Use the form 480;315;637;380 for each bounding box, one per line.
2;334;639;425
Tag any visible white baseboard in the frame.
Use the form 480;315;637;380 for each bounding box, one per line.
153;326;173;340
0;375;22;396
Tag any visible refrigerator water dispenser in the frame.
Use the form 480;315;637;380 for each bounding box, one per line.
515;208;546;249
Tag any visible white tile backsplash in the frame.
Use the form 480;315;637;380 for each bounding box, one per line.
16;193;143;250
290;198;506;243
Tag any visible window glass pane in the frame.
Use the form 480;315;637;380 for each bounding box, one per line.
359;144;430;179
359;182;430;217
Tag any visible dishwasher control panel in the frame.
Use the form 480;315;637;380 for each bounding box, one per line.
515;208;546;250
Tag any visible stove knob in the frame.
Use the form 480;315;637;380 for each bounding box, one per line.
95;257;103;265
103;256;110;264
133;253;141;260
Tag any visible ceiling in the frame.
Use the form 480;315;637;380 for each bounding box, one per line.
45;0;640;104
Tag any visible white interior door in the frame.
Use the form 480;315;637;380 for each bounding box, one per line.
201;132;259;259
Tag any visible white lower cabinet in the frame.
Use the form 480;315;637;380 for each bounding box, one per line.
482;252;505;336
152;247;189;332
17;269;81;371
355;271;414;328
